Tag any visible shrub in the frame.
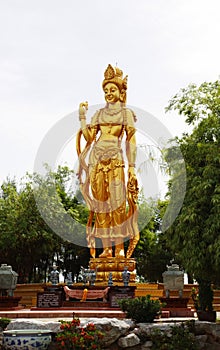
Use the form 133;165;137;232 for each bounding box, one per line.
150;321;198;350
118;295;162;323
55;317;104;350
0;317;11;330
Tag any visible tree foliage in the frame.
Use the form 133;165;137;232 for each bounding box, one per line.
134;198;173;282
0;166;90;283
165;80;220;290
0;164;173;284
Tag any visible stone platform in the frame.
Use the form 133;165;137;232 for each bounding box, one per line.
62;301;110;308
0;307;126;319
0;305;195;320
0;296;21;308
162;307;195;317
0;306;23;311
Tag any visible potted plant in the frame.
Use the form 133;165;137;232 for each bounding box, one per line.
191;280;216;322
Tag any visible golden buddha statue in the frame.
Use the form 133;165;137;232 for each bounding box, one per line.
76;64;139;260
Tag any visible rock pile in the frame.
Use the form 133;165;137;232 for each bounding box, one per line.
3;318;220;349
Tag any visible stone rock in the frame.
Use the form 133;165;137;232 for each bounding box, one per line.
195;321;216;335
80;317;133;346
203;343;220;350
118;333;140;348
210;323;220;339
196;334;208;349
103;343;120;350
5;317;220;350
137;322;176;337
6;318;61;333
141;340;153;349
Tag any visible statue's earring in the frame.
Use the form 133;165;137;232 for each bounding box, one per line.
120;89;125;102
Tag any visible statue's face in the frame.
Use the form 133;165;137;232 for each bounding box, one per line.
104;83;121;104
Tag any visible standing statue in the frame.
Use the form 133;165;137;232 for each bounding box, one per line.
76;64;139;259
122;266;130;286
49;265;59;285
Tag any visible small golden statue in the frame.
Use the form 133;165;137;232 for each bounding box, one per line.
76;64;139;259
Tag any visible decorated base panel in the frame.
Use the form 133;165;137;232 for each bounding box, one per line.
89;257;136;282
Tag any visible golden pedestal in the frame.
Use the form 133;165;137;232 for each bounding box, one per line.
89;258;136;283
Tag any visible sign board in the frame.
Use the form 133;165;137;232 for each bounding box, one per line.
37;292;62;308
109;286;136;308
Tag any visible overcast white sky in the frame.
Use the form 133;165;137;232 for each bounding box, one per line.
1;0;220;182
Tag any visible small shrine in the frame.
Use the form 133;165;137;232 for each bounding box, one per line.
160;261;194;317
162;260;184;298
0;263;21;309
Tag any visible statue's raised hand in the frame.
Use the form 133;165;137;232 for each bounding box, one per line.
79;101;88;120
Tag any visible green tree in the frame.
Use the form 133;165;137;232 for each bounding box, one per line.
165;80;220;310
0;178;64;282
0;166;90;283
134;198;173;282
31;166;90;277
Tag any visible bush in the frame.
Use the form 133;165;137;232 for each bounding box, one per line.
118;295;162;323
150;321;198;350
55;317;104;350
0;317;11;330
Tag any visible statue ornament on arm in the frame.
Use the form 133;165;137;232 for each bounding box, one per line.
76;64;139;259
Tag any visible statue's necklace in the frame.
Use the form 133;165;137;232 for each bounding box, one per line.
104;107;123;116
101;108;124;133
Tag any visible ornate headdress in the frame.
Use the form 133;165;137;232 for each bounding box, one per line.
102;64;128;92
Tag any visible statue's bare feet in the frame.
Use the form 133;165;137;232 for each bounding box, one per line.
99;248;112;258
115;248;125;258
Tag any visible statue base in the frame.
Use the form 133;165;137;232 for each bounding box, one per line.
159;297;195;317
159;297;189;309
89;258;136;283
0;296;21;309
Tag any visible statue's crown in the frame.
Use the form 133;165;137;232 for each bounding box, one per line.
104;64;123;80
103;64;127;91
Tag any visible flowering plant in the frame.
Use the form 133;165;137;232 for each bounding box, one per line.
55;317;104;349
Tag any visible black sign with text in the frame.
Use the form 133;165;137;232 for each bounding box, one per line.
37;292;62;308
109;286;136;308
